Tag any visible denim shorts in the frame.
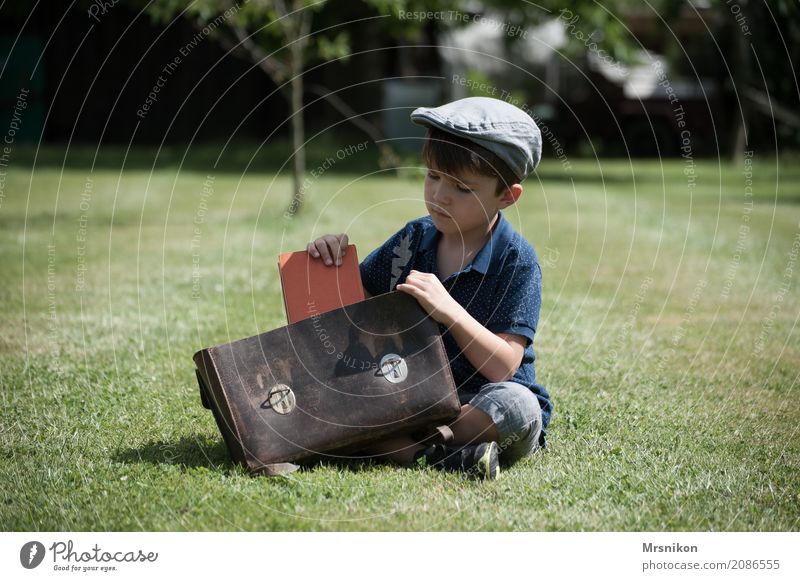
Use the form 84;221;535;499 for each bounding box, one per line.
460;381;543;465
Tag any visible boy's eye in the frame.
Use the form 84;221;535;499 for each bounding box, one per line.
427;170;472;193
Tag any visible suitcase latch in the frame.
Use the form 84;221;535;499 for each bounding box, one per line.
266;383;296;414
379;353;408;383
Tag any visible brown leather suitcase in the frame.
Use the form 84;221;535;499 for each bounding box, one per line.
193;291;461;475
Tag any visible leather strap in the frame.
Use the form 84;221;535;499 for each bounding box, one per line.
412;424;454;446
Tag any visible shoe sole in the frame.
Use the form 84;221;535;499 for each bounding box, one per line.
475;441;500;480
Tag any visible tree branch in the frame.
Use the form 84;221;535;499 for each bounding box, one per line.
187;12;290;99
229;23;290;83
306;83;401;169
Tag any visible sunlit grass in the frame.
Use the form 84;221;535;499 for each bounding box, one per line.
1;146;798;530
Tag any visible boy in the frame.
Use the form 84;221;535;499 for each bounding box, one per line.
307;97;552;480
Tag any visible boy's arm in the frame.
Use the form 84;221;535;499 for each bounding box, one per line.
396;270;526;383
446;316;526;383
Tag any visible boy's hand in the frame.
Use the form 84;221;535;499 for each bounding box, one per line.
396;270;464;326
307;233;348;266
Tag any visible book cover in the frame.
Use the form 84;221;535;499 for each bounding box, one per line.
278;244;365;324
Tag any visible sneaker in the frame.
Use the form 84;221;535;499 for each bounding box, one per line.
414;442;500;480
413;443;447;468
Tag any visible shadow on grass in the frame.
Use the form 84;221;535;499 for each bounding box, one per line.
113;435;233;472
113;435;382;476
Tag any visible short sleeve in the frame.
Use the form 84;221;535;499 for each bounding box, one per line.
484;260;541;347
359;223;416;296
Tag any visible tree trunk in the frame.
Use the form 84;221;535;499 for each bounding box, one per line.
729;0;750;163
288;54;305;217
284;1;310;218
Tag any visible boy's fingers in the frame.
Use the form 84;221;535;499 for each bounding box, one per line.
308;234;347;265
324;235;342;264
315;239;334;265
334;234;348;265
400;276;421;289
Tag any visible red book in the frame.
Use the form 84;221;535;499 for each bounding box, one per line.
278;244;365;324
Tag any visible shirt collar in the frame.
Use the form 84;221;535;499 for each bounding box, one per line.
419;210;512;276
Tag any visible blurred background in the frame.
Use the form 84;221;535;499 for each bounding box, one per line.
2;1;798;191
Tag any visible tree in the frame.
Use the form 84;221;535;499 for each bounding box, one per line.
722;0;800;160
433;0;799;159
139;0;797;213
139;0;679;214
143;0;405;216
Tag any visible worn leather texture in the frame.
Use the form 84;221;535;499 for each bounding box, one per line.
194;291;460;475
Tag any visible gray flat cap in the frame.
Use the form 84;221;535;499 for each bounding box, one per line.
410;96;542;181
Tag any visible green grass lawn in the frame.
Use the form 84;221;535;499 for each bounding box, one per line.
1;145;799;531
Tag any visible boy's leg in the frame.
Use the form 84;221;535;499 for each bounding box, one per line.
361;382;541;467
359;434;424;466
458;382;543;465
359;405;496;466
449;404;500;446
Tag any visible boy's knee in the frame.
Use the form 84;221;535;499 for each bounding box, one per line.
465;381;542;465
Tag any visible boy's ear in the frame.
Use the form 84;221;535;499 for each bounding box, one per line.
499;184;523;208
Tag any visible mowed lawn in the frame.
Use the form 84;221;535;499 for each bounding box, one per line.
1;145;798;531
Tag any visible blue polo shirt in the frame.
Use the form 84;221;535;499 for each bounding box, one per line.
359;210;552;446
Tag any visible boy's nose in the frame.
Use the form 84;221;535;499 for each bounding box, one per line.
432;184;450;205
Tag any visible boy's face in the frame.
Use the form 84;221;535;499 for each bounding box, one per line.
423;165;521;236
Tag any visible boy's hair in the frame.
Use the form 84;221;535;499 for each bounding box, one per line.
421;127;521;195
